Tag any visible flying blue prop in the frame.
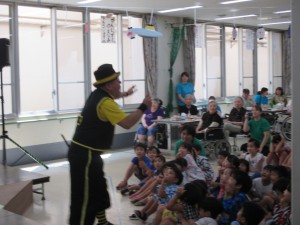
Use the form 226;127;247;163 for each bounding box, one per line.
129;25;162;38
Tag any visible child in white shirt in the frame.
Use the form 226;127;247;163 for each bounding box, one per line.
245;138;265;179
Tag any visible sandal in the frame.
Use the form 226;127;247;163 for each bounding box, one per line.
130;199;140;204
129;213;138;220
116;181;127;190
134;210;148;222
120;188;129;195
134;201;146;206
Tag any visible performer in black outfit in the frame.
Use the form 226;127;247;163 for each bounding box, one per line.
68;64;151;225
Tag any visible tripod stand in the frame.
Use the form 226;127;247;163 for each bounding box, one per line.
0;67;48;169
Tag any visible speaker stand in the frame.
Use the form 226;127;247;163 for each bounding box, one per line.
0;68;48;169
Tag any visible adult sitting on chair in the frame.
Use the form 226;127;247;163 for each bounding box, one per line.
137;98;164;146
243;105;271;156
178;94;199;116
223;96;247;141
196;101;223;139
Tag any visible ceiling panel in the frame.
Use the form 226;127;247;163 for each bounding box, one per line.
23;0;291;30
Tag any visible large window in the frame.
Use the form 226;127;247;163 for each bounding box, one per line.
195;26;282;99
122;16;145;106
90;12;119;91
18;6;53;114
225;26;239;97
56;10;85;111
272;32;282;91
242;29;254;95
257;30;269;91
195;25;204;100
0;5;12;114
2;3;145;118
206;25;222;97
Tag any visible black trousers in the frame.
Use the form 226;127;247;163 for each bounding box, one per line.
68;144;110;225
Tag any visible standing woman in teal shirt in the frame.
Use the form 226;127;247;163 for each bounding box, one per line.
176;72;195;112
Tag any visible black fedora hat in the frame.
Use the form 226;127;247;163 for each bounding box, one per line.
93;64;120;86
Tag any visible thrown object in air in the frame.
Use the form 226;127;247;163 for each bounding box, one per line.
127;27;136;39
130;24;162;38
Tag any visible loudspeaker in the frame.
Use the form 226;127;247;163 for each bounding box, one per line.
0;38;10;69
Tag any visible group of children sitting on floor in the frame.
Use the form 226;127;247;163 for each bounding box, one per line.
115;136;291;225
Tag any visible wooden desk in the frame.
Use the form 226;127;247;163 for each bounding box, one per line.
152;116;201;150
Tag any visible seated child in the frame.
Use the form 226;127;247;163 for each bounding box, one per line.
244;138;265;179
258;166;290;210
230;202;265;225
266;134;291;166
192;143;214;182
214;167;233;199
154;179;208;225
209;150;230;189
251;165;273;200
270;165;290;184
260;177;290;215
116;143;153;193
222;154;240;172
268;184;291;225
176;142;206;184
194;197;224;225
176;197;223;225
129;156;167;204
219;170;252;225
210;154;239;197
238;159;250;174
133;164;183;222
125;146;161;194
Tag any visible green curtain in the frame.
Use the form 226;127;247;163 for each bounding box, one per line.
166;26;185;117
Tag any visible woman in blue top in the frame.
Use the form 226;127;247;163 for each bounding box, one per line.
254;87;269;106
176;72;195;112
137;98;165;146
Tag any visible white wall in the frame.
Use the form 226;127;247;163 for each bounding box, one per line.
156;16;184;112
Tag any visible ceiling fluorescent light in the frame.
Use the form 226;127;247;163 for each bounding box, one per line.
258;21;291;26
273;10;291;14
220;0;252;5
77;0;101;4
215;14;256;21
158;6;202;14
